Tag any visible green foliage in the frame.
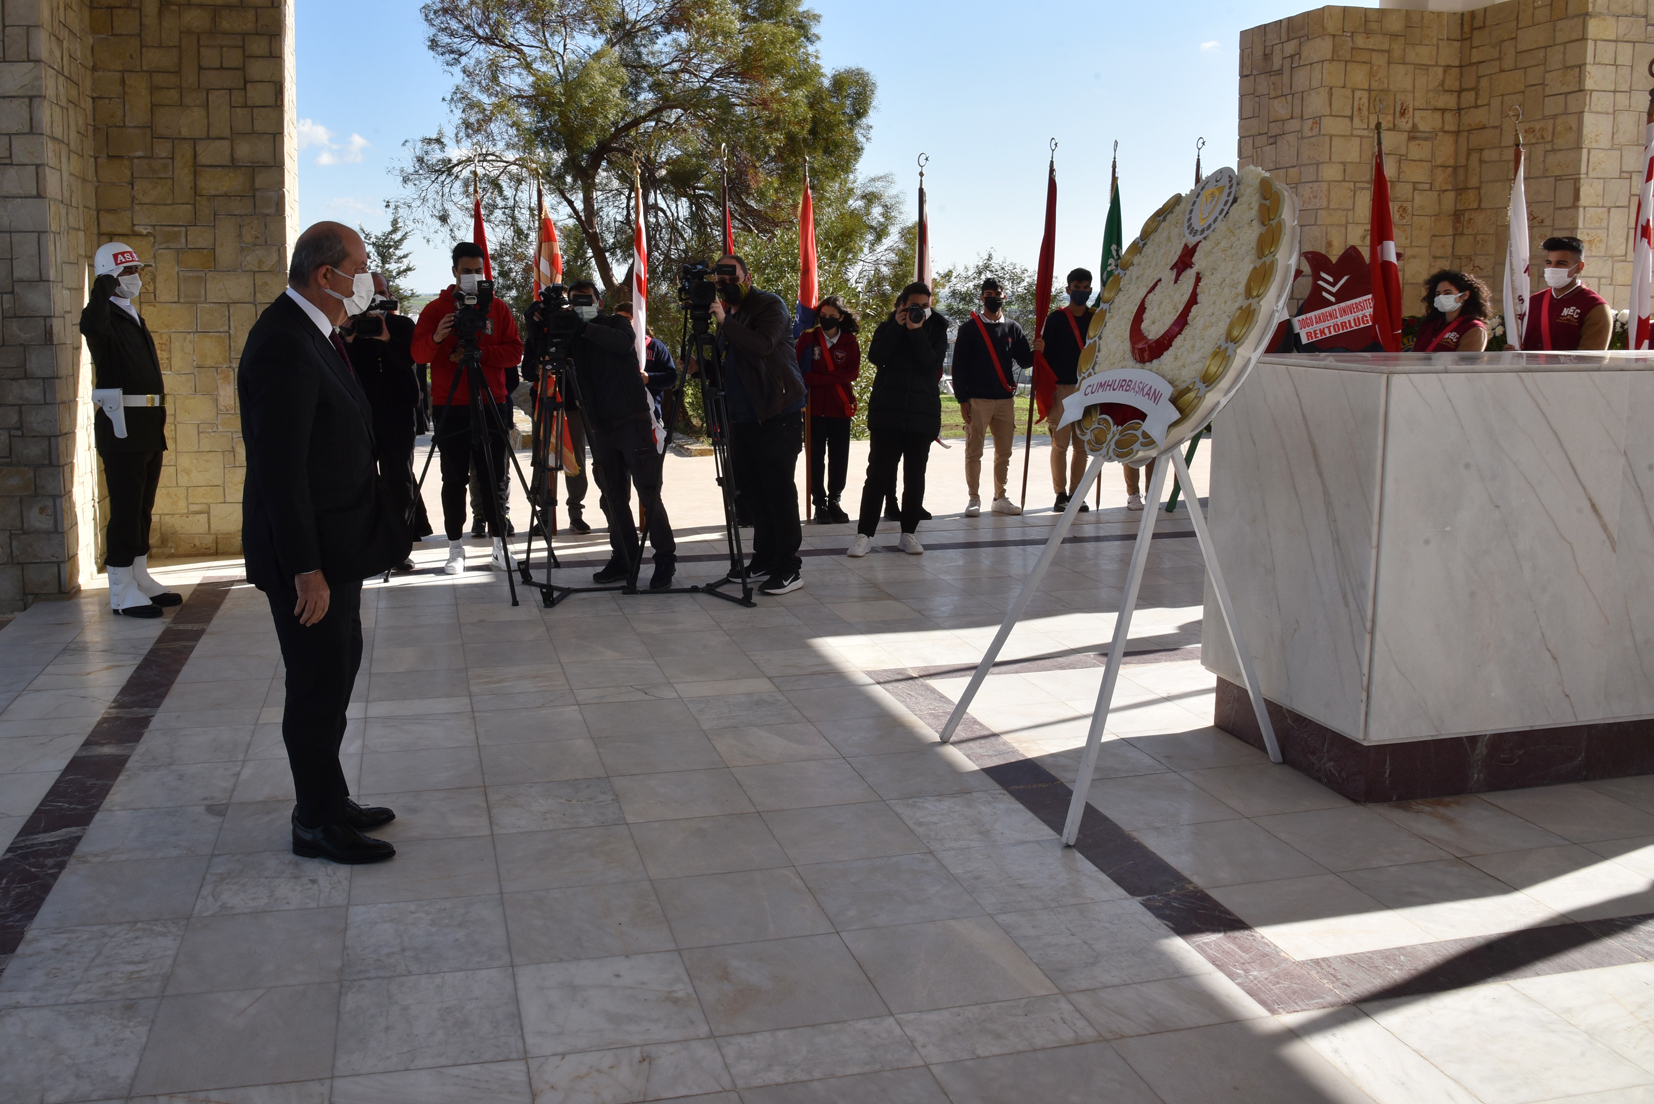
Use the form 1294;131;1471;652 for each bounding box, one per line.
934;249;1063;336
360;208;419;303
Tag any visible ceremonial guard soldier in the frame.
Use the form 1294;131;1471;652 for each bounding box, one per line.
80;242;181;618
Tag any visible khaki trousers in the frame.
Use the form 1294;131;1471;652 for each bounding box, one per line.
1123;457;1158;496
963;396;1016;500
1048;383;1087;495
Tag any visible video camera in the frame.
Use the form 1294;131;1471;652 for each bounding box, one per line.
676;261;739;320
524;283;587;358
453;279;496;344
352;298;399;338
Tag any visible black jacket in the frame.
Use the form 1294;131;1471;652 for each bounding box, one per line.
80;273;167;454
951;313;1032;402
717;287;806;423
866;311;948;438
345;312;420;445
569;313;654;437
239;293;404;592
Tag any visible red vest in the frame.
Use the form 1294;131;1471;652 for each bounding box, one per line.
1414;314;1486;352
1521;285;1608;351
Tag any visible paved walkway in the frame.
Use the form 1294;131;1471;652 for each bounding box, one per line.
2;438;1654;1102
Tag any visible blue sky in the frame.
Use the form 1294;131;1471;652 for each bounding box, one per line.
297;0;1369;293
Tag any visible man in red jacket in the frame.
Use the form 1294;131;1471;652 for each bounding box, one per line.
796;295;861;524
411;242;524;574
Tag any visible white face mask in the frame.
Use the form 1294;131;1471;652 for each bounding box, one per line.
574;305;598;321
457;273;482;295
116;273;143;299
1434;293;1463;314
325;269;375;316
1543;265;1576;290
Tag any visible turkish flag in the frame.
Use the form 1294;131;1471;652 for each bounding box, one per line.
1031;158;1058;422
1369;148;1401;352
472;194;493;281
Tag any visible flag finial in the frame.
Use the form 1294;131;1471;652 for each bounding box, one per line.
1194;137;1205;186
917;151;928;185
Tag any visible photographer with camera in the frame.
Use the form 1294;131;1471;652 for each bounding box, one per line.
522;293;593;537
848;283;948;557
704;254;807;595
543;279;677;589
343;273;431;568
411;242;524;575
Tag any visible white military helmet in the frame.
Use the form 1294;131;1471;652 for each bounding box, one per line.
94;242;148;278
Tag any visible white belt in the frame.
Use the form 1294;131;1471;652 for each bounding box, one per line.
91;390;164;439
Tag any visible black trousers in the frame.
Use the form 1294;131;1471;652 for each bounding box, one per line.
434;404;509;540
589;419;675;570
808;416;851;506
377;430;431;539
858;430;932;536
265;576;363;826
731;411;804;577
100;449;164;568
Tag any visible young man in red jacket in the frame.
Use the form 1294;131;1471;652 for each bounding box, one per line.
410;242;524;574
795;295;861;524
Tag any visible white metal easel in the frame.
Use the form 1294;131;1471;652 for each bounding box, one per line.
939;444;1281;847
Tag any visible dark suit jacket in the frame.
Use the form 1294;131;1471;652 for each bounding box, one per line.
239;293;390;593
80;273;167;454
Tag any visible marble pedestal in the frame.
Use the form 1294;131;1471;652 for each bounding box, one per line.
1203;351;1654;802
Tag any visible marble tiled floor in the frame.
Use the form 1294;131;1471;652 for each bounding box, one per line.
4;442;1654;1102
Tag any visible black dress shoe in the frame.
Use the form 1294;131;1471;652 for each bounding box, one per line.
146;590;184;607
114;603;163;619
592;561;630;584
344;799;396;830
291;817;395;864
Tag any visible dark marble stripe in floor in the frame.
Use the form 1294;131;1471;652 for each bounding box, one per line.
872;666;1654;1014
0;580;234;966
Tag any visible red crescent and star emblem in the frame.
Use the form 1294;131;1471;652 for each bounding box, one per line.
1130;241;1202;364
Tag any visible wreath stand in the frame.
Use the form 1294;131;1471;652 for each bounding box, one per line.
938;445;1282;846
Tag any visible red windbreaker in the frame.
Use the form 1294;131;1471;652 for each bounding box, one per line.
411;286;523;405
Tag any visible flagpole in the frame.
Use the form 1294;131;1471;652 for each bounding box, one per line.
1020;138;1057;509
1097;142;1117;511
802;156;813;521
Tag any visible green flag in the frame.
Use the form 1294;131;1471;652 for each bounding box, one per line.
1097;155;1123;304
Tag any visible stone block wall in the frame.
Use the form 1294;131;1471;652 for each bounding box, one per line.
1239;0;1654;320
0;0;294;610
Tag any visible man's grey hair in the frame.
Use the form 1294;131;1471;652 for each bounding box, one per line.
289;223;352;285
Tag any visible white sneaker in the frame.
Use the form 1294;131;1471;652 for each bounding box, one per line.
965;497;981;517
444;541;466;574
898;533;924;555
991;497;1022;515
847;534;872;558
1126;493;1144;512
490;538;516;571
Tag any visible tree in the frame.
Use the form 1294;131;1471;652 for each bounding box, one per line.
934;249;1060;337
360;208;419;303
398;0;896;321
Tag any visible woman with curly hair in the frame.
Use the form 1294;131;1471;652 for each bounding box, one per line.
1415;270;1491;352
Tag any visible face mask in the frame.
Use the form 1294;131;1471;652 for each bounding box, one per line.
982;296;1004;313
116;274;142;299
326;269;375;316
1543;266;1576;290
1434;293;1463;314
820;317;840;331
574;305;598;321
1068;290;1089;306
457;273;482;295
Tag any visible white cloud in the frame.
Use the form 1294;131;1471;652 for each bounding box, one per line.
325;196;377;216
1200;40;1220;52
297;118;370;165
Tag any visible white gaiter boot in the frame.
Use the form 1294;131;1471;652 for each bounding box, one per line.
131;554;182;607
108;565;161;618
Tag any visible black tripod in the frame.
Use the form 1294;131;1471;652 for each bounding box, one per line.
514;319;753;609
414;334;548;607
680;308;755;606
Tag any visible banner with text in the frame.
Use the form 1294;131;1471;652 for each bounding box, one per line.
1293;294;1374;345
1058;367;1180;444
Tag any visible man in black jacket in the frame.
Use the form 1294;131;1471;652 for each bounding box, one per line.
240;221;406;865
848;283;948;557
344;273;430;567
710;255;808;595
564;279;676;589
951;277;1037;517
80;242;182;618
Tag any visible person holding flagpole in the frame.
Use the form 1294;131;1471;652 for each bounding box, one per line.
797;296;860;524
1041;267;1094;511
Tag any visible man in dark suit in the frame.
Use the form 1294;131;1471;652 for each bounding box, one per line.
239;221;404;864
80;242;184;618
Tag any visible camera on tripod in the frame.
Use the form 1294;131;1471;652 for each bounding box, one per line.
453;280;496;343
525;283;586;355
